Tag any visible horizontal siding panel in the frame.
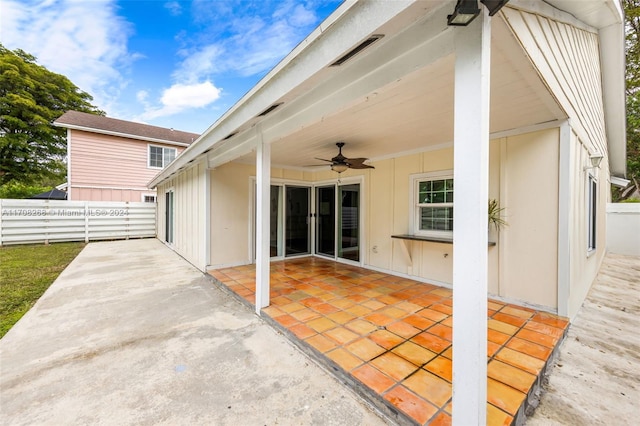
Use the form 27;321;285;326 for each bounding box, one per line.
0;200;156;245
70;130;184;188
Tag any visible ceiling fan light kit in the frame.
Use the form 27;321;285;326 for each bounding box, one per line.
314;142;375;174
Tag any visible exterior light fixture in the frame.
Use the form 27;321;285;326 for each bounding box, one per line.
584;153;604;170
480;0;510;16
447;0;481;26
331;163;349;173
447;0;510;26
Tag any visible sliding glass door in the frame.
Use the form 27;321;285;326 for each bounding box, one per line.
338;184;360;262
316;186;336;257
285;186;310;256
315;183;360;262
270;186;283;257
258;182;359;262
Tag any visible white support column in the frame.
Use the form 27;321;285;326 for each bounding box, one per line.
203;160;211;272
255;126;271;314
557;121;571;317
452;9;491;426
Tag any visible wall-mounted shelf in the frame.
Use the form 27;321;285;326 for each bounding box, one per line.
391;234;496;268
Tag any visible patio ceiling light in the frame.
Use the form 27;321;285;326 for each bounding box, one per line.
447;0;481;26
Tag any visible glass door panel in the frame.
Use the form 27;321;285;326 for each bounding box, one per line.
316;186;336;257
270;185;283;257
285;186;310;256
338;184;360;262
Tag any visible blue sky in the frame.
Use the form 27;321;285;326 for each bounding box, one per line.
0;0;342;133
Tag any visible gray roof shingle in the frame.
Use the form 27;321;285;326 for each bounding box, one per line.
54;110;199;145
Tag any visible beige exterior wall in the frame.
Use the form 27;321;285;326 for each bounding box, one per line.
500;129;559;309
69;130;185;201
198;127;562;312
209;163;255;267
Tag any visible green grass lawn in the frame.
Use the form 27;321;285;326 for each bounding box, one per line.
0;242;85;338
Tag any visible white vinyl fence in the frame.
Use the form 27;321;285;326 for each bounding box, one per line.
0;199;156;246
606;203;640;256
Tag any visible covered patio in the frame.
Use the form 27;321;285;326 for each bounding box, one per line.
150;2;624;424
210;257;569;425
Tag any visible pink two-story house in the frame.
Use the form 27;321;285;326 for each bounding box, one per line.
55;111;198;202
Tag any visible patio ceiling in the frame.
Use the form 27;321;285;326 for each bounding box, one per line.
233;13;566;170
149;0;623;188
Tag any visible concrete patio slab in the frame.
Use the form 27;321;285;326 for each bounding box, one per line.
526;253;640;425
0;239;388;425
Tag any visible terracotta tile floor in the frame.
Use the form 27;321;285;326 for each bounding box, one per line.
209;257;569;425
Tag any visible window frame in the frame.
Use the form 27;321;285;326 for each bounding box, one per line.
148;144;177;170
587;173;597;254
142;193;157;203
410;170;454;238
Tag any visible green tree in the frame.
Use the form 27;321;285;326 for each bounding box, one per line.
0;44;104;189
620;0;640;201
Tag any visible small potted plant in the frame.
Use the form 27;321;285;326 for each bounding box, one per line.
488;199;507;242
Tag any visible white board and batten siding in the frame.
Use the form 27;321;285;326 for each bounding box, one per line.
503;6;607;157
156;160;209;271
0;199;155;245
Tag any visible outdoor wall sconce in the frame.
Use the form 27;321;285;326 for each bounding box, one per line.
331;163;349;173
447;0;510;26
584;153;604;171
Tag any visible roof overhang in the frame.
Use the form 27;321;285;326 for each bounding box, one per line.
149;0;626;188
53;122;192;148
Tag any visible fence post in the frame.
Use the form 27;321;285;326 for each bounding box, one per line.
0;199;3;246
84;202;89;243
44;200;49;245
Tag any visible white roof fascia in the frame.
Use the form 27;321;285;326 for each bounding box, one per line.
149;0;416;188
514;0;622;29
610;176;631;188
53;123;192;147
599;20;627;177
508;0;598;32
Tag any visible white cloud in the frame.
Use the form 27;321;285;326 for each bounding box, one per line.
162;81;221;108
139;81;221;120
0;0;134;114
136;90;149;103
164;1;182;16
174;44;224;84
172;0;321;82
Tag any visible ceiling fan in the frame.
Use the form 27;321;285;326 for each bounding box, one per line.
313;142;374;173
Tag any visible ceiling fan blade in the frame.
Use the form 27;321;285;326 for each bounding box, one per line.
302;164;331;167
314;158;334;163
346;158;369;164
346;157;374;169
348;163;375;169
